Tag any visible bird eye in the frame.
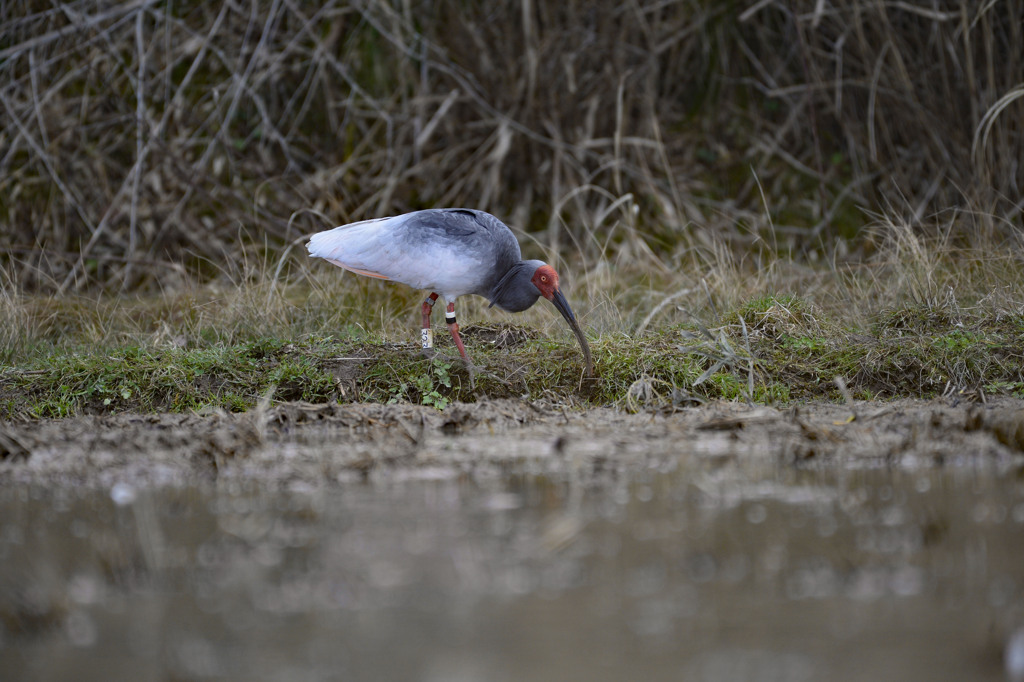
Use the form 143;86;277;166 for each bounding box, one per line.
541;276;547;282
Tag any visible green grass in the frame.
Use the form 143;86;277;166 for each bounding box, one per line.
0;339;339;418
3;298;1023;419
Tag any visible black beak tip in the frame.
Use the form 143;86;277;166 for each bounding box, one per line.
550;289;594;377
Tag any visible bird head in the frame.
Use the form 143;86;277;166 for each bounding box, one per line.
488;261;593;376
530;264;594;377
529;264;560;301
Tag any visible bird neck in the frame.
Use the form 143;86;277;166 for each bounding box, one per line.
488;260;544;313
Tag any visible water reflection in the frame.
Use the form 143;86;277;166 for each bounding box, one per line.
0;461;1022;680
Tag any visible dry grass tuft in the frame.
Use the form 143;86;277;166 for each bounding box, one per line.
1;0;1021;296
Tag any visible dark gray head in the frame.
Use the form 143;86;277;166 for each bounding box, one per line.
489;260;593;376
488;260;546;313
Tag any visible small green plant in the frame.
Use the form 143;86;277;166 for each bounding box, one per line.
389;359;453;410
984;381;1024;399
930;329;983;352
781;335;828;353
417;360;452;409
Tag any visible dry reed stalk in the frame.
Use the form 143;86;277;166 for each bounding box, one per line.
0;0;1019;297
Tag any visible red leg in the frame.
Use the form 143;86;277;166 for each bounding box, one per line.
421;292;439;349
445;302;470;363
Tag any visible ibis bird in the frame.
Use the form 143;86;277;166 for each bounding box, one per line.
306;208;593;375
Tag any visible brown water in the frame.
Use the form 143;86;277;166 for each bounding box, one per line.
2;400;1024;681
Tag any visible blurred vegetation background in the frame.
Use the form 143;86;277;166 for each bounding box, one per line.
1;0;1021;294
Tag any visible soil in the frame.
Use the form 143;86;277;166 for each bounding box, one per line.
3;397;1023;489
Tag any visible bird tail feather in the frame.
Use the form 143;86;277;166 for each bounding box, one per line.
307;216;402;279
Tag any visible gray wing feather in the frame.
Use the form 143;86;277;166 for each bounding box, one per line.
307;209;522;297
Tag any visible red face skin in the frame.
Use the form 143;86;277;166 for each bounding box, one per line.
531;265;560;300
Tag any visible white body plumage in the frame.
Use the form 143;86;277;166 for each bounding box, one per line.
306;210;515;303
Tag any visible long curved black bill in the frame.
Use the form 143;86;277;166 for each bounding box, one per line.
550;289;594;377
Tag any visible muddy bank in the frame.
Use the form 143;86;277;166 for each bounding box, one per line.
2;398;1024;489
3;398;1024;681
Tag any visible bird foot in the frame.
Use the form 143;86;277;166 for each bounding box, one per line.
419;348;463;365
463;364;511;390
460;361;479;390
418;350;509;392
